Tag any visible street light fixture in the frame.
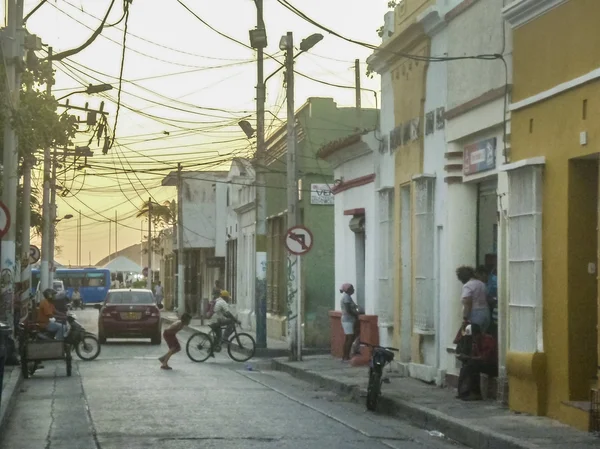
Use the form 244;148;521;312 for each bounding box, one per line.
56;84;113;101
54;214;73;223
238;120;256;139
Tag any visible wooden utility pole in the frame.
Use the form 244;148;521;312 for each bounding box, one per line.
147;198;152;289
355;59;362;130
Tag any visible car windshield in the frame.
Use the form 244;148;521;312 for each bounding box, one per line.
106;291;154;305
53;281;63;290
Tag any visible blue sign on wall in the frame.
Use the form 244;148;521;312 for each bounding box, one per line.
463;137;497;175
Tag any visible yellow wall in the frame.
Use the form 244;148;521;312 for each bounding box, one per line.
390;35;429;357
509;0;600;427
512;0;600;102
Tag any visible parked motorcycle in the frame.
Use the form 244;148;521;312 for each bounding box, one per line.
64;313;101;361
361;341;399;411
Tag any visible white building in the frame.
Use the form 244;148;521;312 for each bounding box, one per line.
438;0;512;394
162;170;228;312
216;158;256;327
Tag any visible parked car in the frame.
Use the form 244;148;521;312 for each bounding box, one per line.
95;289;163;344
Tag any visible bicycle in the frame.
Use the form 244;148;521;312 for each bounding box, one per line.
186;322;256;363
360;341;399;411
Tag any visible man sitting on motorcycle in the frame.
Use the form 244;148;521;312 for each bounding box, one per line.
38;288;67;340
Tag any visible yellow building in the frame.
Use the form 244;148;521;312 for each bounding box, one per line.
503;0;600;431
368;0;434;365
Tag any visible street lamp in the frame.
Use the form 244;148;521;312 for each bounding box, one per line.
238;120;256;139
56;84;113;101
54;214;73;223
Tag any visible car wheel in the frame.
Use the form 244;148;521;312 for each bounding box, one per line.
151;329;161;345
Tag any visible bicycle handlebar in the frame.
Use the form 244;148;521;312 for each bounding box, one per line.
359;341;399;351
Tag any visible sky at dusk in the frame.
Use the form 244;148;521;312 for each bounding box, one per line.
2;0;390;265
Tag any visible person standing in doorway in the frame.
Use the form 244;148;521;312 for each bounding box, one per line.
154;281;164;306
212;280;222;300
456;266;491;333
340;283;359;362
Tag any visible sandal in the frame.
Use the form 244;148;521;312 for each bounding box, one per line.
160;365;172;370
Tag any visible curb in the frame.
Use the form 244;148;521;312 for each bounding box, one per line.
0;367;23;436
271;359;540;449
161;317;329;359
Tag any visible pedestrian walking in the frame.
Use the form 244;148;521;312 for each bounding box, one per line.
159;312;192;370
154;281;164;306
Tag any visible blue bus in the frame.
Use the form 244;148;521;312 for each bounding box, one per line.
31;268;111;305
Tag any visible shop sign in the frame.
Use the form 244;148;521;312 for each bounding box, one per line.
463;137;497;175
310;183;334;205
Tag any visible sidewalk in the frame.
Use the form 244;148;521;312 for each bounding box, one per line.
0;365;23;435
161;312;330;358
272;355;599;449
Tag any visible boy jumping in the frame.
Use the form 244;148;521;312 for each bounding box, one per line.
159;312;192;370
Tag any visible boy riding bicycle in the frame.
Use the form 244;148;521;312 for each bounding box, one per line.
207;290;240;351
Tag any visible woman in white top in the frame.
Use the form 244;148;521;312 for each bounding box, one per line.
456;265;490;333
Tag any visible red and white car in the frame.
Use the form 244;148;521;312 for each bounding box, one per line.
96;289;163;344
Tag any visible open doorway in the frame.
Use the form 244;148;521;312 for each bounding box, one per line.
568;158;599;401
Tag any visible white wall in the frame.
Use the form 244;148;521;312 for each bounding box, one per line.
181;173;221;249
422;11;450;376
331;147;377;316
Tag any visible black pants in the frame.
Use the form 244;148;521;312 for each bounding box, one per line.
210;319;235;345
457;359;498;398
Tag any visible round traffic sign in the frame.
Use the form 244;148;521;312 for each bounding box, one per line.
0;201;10;239
284;225;314;256
142;267;149;277
29;245;41;264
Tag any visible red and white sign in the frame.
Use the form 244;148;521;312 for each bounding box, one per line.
0;201;10;239
284;225;314;256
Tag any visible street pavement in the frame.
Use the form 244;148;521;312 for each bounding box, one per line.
0;309;466;449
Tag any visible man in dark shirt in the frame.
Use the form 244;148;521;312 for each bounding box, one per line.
456;323;498;400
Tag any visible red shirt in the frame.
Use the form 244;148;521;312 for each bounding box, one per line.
472;334;497;364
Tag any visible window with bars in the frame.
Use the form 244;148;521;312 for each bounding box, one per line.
507;165;544;353
226;239;238;304
378;189;395;324
413;176;435;334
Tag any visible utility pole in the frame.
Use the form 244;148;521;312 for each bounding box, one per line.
108;220;112;261
40;46;53;292
284;32;302;361
78;210;82;266
253;0;268;349
147;197;152;290
49;148;58;284
177;163;185;316
115;210;118;255
20;156;32;319
355;59;362;130
1;0;24;329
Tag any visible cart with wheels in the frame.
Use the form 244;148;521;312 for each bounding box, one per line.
19;322;73;378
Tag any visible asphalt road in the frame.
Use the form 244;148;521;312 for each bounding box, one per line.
0;309;466;449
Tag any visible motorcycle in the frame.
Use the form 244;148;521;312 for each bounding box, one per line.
64;313;101;361
361;341;399;411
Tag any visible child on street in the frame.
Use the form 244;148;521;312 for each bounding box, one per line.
159;313;192;370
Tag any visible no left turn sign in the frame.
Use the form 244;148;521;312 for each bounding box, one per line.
0;201;10;239
284;225;314;256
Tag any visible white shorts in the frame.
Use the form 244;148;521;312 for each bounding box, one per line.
341;321;355;335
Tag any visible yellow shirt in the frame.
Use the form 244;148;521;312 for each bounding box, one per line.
38;299;56;326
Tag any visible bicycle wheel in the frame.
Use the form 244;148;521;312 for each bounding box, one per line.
75;334;101;361
186;332;213;362
227;332;256;362
366;370;381;411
